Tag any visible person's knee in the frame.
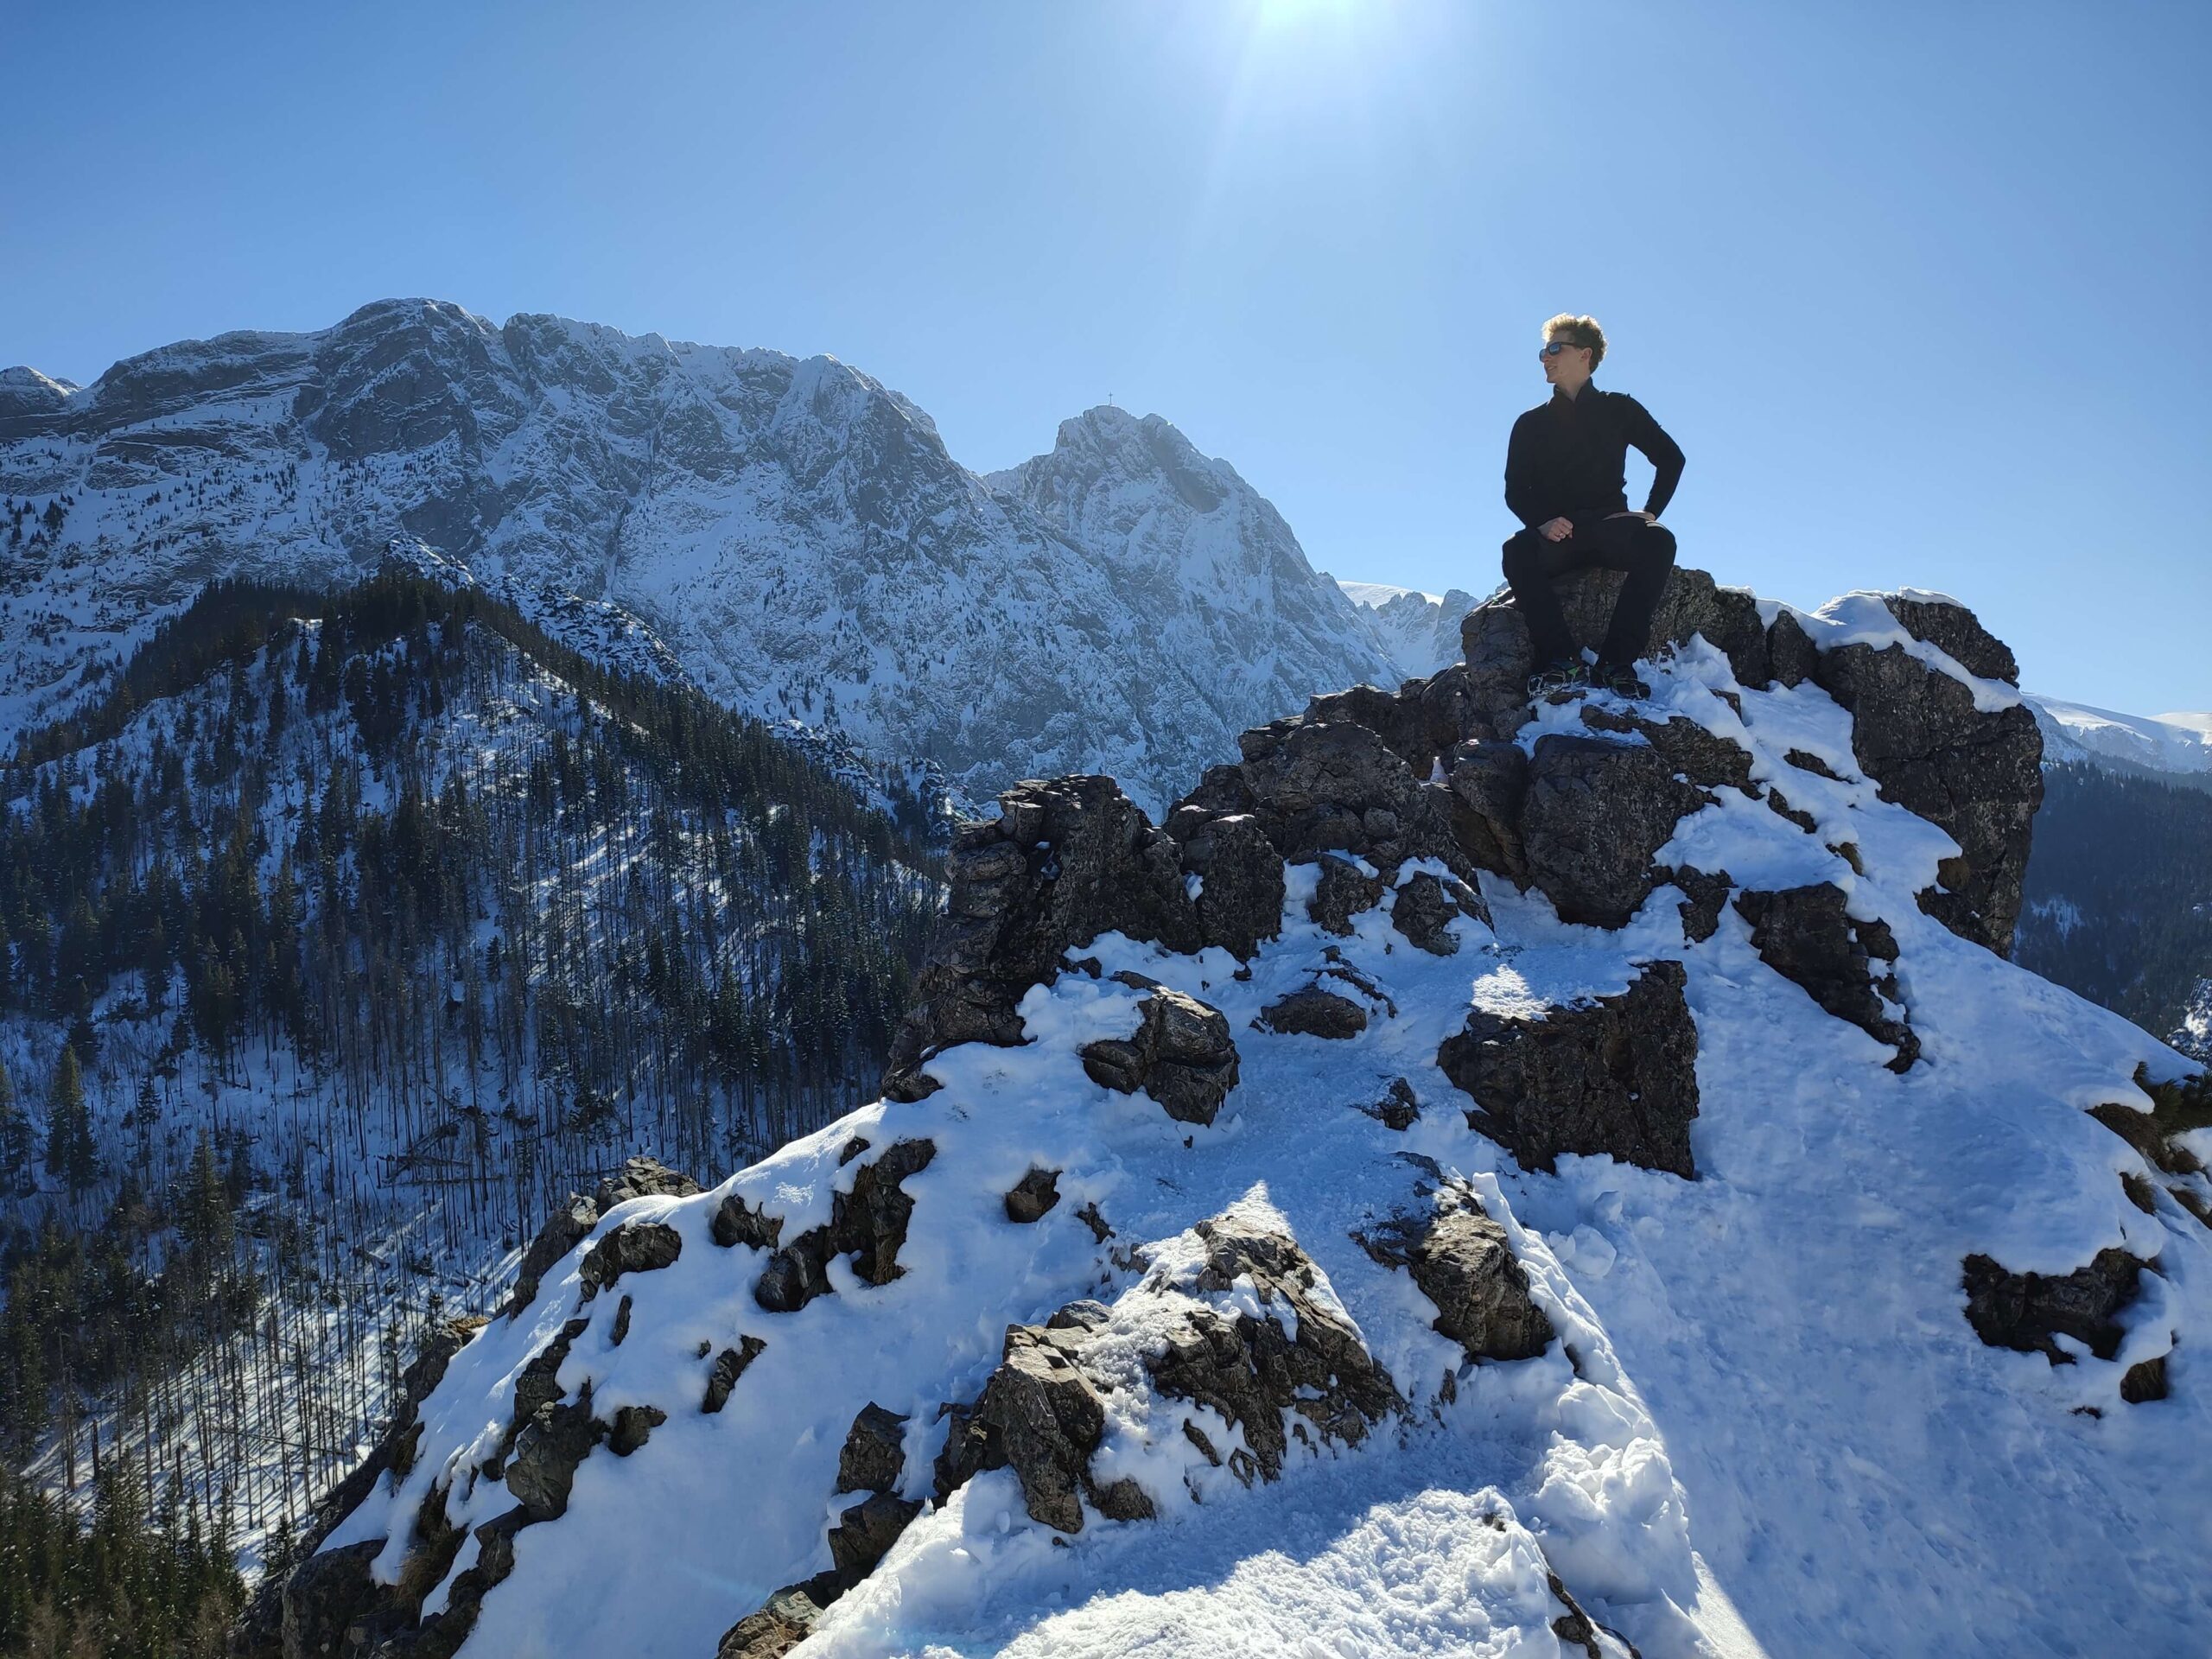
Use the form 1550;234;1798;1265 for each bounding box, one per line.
1502;531;1540;577
1639;524;1677;569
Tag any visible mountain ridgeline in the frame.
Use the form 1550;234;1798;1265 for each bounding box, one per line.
253;572;2212;1658
0;301;1408;815
0;570;941;1617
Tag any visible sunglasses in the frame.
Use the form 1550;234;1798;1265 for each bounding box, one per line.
1539;340;1586;358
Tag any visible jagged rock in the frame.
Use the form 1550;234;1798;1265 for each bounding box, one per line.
579;1220;683;1293
1660;865;1733;944
1440;961;1700;1178
1521;734;1709;928
1358;1077;1421;1130
1172;810;1286;959
511;1318;590;1433
1232;717;1468;881
2089;1068;2212;1183
836;1138;938;1284
1258;984;1370;1040
1356;1185;1555;1363
505;1397;604;1522
836;1403;910;1494
1887;593;2020;682
1734;885;1918;1070
1804;594;2041;955
280;1540;391;1659
828;1492;925;1582
716;1581;831;1659
505;1195;598;1319
1004;1166;1061;1223
1767;607;1820;688
711;1193;785;1251
1078;985;1241;1126
702;1337;767;1414
1580;706;1756;794
967;1322;1111;1532
504;1159;699;1318
1443;739;1530;880
943;1214;1399;1533
883;776;1202;1100
594;1156;702;1211
251;1319;486;1659
1961;1248;2149;1365
607;1404;666;1457
1308;852;1386;935
1390;870;1484;955
756;1140;938;1310
1148;1215;1402;1480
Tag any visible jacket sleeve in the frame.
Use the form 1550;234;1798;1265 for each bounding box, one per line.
1503;413;1541;528
1623;396;1685;518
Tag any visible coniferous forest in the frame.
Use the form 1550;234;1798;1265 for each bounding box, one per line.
2016;761;2212;1057
0;573;944;1641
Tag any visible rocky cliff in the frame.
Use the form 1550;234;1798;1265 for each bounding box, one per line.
0;303;1398;811
262;574;2212;1658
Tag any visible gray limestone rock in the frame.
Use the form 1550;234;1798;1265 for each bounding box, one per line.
1078;984;1240;1126
579;1220;683;1294
836;1403;911;1495
1438;960;1700;1179
1356;1184;1555;1363
1521;734;1709;929
1258;984;1370;1040
1733;884;1919;1071
1004;1166;1062;1224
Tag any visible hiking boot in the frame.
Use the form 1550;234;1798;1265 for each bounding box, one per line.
1593;661;1650;699
1527;658;1590;698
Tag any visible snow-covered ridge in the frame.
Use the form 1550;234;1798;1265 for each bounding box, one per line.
3;302;1406;814
2028;695;2212;783
271;573;2211;1658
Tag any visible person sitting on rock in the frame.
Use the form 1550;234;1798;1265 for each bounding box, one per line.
1501;313;1685;697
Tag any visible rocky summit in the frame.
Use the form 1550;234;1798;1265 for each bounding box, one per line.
0;304;1400;812
259;572;2210;1658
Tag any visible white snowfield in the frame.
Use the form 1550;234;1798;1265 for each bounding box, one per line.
325;613;2210;1658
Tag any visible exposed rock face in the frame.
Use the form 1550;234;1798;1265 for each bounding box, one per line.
2088;1069;2212;1226
1004;1166;1062;1223
1803;601;2040;955
716;1583;829;1659
836;1403;911;1494
1439;962;1701;1179
1258;984;1370;1040
884;776;1201;1101
1734;885;1919;1070
938;1213;1398;1533
1521;735;1711;929
1078;980;1242;1125
1961;1249;2167;1398
579;1220;683;1294
702;1338;768;1414
1356;1184;1556;1364
1390;870;1483;955
754;1139;939;1313
506;1157;702;1316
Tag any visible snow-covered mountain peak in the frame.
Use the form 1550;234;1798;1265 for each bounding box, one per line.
0;301;1407;811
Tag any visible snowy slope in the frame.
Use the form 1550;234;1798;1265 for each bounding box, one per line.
2028;695;2212;785
283;577;2210;1658
1336;578;1486;684
2;303;1401;814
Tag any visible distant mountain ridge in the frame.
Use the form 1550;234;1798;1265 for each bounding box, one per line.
1;300;1403;813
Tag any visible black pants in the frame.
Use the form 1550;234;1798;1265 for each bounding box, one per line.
1501;512;1678;669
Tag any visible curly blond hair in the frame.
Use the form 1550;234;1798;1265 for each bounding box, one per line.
1543;313;1606;368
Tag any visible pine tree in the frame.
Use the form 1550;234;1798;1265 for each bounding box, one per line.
0;1060;28;1192
178;1135;233;1262
42;1046;97;1192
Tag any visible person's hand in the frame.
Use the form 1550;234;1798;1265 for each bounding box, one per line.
1607;510;1656;524
1540;517;1573;542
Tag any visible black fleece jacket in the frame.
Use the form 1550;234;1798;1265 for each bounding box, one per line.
1503;383;1685;530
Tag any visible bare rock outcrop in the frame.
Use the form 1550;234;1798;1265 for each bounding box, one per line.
1734;884;1919;1071
1356;1182;1555;1365
1439;961;1701;1179
1961;1248;2168;1402
505;1157;702;1317
1078;978;1241;1125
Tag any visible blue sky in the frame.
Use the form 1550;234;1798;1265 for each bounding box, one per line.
5;1;2206;712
